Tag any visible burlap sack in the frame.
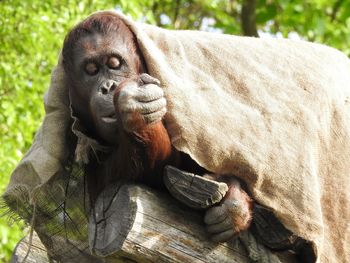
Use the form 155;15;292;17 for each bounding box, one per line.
4;11;350;262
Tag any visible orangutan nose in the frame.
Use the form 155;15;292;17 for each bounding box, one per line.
99;80;118;95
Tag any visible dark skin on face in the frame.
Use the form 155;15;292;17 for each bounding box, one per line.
69;32;142;144
62;12;253;243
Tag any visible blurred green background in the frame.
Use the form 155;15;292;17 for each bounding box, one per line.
0;0;349;261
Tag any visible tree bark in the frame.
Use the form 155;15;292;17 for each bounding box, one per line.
241;0;259;37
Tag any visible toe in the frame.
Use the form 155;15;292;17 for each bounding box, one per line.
204;205;227;224
206;217;232;234
211;229;235;242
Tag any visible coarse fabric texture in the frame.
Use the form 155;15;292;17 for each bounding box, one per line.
3;11;350;263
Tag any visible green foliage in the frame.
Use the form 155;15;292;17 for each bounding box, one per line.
256;0;350;55
0;0;349;261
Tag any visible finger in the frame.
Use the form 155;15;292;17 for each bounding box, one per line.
143;108;167;123
136;84;164;102
204;205;227;225
211;229;235;242
140;73;160;85
138;98;166;114
206;217;233;234
116;82;138;103
120;98;166;114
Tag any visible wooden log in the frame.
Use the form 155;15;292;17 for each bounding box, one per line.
89;183;248;262
11;174;298;263
163;165;228;209
89;183;297;263
10;231;51;263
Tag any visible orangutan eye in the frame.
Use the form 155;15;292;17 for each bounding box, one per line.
85;62;99;75
107;56;120;69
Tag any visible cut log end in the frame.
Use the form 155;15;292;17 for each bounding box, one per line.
89;183;136;257
10;233;50;263
163;165;228;209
